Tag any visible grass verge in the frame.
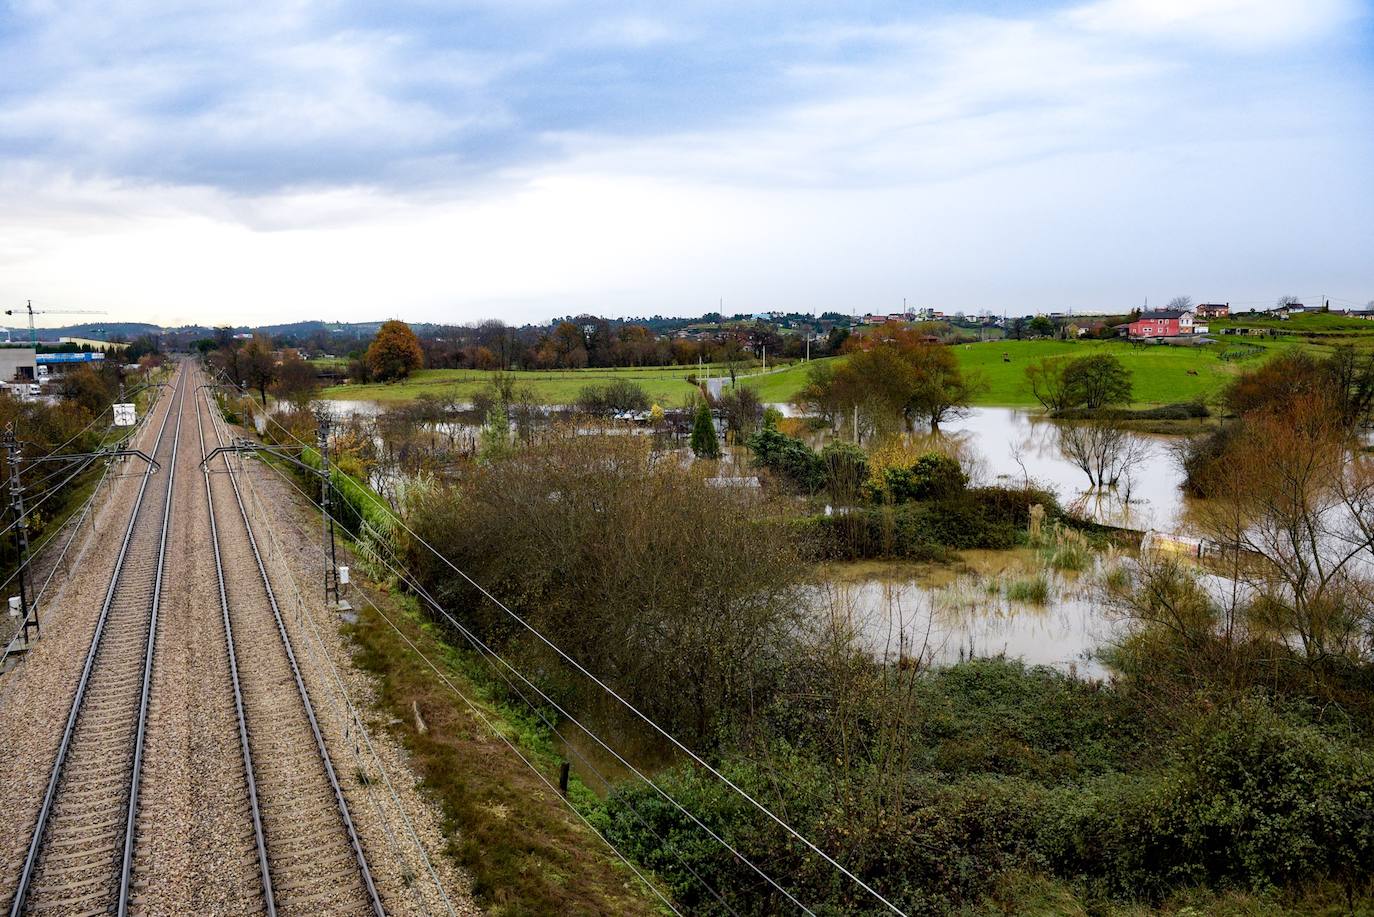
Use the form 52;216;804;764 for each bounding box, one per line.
344;581;666;917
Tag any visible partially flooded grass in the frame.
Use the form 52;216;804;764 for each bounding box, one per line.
1036;522;1093;572
1006;574;1050;604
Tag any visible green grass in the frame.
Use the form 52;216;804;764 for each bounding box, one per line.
1215;311;1374;334
347;583;664;916
738;360;827;402
1006;574;1050;604
950;339;1251;407
320;334;1351;409
322;363;775;406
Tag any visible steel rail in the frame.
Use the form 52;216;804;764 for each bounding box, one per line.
117;364;186;917
7;364;186;917
194;372;276;916
199;368;385;917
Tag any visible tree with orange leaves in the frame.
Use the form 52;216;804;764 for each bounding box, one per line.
365;320;424;381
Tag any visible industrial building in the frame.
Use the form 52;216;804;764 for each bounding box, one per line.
0;348;37;382
36;351;105;378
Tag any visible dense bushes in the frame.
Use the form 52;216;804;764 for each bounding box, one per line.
746;427;824;492
574;379;650;417
865;450;965;503
404;433;803;743
600;665;1374;915
1056;401;1209;421
1044;698;1374;900
799;486;1057;560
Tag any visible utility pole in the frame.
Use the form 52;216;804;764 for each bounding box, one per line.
3;427;36;643
315;409;339;606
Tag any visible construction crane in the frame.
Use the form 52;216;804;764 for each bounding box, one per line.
4;300;107;346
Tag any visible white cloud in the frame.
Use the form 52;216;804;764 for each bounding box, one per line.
0;0;1368;324
581;16;683;48
1066;0;1361;49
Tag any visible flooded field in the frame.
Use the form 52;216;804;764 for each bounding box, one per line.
940;407;1188;532
812;550;1126;678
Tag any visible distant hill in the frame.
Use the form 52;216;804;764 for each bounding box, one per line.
3;322;164;342
8;320;396;342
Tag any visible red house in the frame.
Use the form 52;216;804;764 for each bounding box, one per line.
1128;308;1196;339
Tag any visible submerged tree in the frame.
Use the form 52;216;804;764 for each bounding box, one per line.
1057;420;1148;490
793;331;981;435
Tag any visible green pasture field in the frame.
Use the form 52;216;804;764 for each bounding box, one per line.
947;339;1251;407
320;361;776;406
320;335;1346;410
748;339;1279;408
1215;311;1374;335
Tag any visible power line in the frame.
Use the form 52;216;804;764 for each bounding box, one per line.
202;389;454;917
231;440;685;914
226;381;899;915
247;447;758;915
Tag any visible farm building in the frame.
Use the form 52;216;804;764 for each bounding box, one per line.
1127;309;1206;339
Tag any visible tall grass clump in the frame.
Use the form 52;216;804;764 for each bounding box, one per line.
1039;522;1092;572
1007;574;1050;604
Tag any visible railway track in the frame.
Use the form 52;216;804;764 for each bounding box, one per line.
6;365;187;917
194;366;384;917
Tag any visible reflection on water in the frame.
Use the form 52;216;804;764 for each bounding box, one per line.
943;407;1189;533
812;552;1124;678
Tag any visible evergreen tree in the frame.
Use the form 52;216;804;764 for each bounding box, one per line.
690;402;720;459
478;405;510;463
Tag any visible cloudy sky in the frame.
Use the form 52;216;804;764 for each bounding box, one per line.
0;0;1371;327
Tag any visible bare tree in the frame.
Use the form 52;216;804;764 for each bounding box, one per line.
1277;294;1302;308
1165;295;1194;311
1056;420;1148;490
1191;393;1374;663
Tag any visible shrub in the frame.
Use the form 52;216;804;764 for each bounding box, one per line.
867;451;967;503
796;495;1021;561
1045;699;1374;899
819;441;867;504
575;379;650;416
746;427;824;493
1175;422;1246;497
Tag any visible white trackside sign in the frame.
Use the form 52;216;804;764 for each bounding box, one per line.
113;403;137;427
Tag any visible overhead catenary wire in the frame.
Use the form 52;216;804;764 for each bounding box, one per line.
241;413;816;914
203;385;455;917
0;388;160;668
224;420;684;914
243;448;745;915
212;386;729;905
232;387;908;917
0;453;103;544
